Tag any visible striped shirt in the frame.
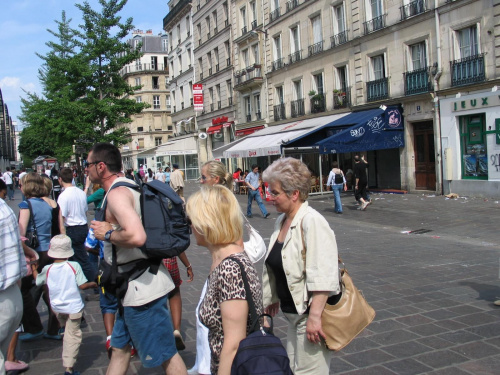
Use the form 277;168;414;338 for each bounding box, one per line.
0;199;27;290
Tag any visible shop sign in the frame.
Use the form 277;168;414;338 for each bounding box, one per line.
212;116;229;125
451;95;500;112
193;84;203;111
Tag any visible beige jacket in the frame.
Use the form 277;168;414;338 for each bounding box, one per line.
169;169;184;192
262;201;341;315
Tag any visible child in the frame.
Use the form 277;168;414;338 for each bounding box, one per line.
33;234;97;375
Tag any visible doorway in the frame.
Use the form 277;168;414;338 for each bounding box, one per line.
414;121;436;190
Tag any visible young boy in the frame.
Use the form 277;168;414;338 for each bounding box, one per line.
33;234;97;375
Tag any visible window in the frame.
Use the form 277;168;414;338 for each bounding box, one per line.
242;49;249;68
313;73;324;94
223;2;228;21
169;32;173;49
240;7;247;29
214;47;219;69
293;80;302;100
135;77;141;86
189;81;193;105
252;44;259;64
244;96;252;118
151;56;158;70
155;137;163;146
254;94;261;118
138;127;144;132
216;84;221;108
134;38;141;48
272;0;279;11
460;114;487;179
311;16;322;45
250;1;257;24
166;95;171;108
153;95;160;109
186;16;190;35
152;76;159;89
206;16;211;34
178;56;182;73
177;25;181;42
457;26;479;58
170;61;174;76
209;88;214;110
187;48;192;67
276;86;284;103
333;3;346;35
409;42;427;70
224;41;230;65
290;26;300;53
197;23;202;41
212;10;218;29
336;66;348;91
165;75;169;88
368;0;383;19
371;55;385;80
136;96;142;103
138;138;144;149
226;79;233;104
162;37;168;51
207;52;213;72
273;35;282;60
135;59;142;70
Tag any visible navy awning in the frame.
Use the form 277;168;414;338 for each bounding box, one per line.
316;107;404;154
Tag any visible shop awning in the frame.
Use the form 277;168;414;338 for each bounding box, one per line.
212;138;247;159
207;124;223;134
235;125;265;136
155;136;198;156
316;107;404;154
223;113;349;158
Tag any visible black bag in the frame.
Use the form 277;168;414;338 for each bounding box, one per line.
24;200;40;249
230;257;293;375
334;172;344;184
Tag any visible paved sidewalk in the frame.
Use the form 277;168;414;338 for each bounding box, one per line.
6;184;500;374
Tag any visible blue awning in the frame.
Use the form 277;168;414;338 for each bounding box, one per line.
316;107;404;154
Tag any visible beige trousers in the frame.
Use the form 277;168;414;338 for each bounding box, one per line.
56;309;83;368
283;312;332;375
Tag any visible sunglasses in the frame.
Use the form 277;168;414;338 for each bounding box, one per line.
84;160;102;168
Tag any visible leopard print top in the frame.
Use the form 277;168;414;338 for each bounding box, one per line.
199;252;263;374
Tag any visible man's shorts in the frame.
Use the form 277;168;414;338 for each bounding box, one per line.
99;288;118;315
163;257;182;288
111;295;177;368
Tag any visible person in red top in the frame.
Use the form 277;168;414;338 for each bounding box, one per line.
232;168;242;193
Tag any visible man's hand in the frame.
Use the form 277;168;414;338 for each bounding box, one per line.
91;220;113;241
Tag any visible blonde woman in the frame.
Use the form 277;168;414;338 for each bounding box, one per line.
200;160;233;189
186;186;262;375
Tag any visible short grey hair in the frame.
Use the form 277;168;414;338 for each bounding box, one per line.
263;157;311;201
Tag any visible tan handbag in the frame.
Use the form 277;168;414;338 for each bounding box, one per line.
321;266;376;351
300;222;375;351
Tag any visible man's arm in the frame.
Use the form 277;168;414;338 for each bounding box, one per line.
91;187;146;248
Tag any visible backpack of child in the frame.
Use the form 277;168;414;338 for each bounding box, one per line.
230;257;293;375
96;179;191;301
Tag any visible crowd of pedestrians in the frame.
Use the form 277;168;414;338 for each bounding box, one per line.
0;146;379;375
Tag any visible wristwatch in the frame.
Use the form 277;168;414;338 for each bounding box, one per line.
104;229;114;242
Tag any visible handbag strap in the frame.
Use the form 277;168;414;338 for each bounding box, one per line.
26;199;38;238
229;256;263;333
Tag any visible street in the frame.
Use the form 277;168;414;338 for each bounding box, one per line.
6;182;500;375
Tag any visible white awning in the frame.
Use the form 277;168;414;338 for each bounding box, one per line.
156;137;197;156
223;113;350;158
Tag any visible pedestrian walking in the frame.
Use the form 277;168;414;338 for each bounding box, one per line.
2;167;14;200
245;164;270;218
326;162;347;214
170;164;185;199
354;155;370;211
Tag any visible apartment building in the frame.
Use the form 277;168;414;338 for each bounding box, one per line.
225;0;499;195
118;30;174;171
0;87;17;169
193;0;236;163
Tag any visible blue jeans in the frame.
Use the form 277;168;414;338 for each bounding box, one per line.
332;185;343;213
247;189;268;217
67;224;96;282
6;184;14;200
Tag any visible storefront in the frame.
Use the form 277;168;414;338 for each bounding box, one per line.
440;89;500;197
154;136;200;180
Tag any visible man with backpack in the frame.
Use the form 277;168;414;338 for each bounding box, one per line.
2;167;14;201
87;143;187;375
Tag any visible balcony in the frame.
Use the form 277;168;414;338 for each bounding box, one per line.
333;89;350;109
330;30;348;48
290;99;305;118
269;8;281;23
241;26;247;35
154;104;161;109
215;101;220;109
451;53;485;87
367;77;389;102
214;63;218;72
228;97;233;106
120;63;167;75
234;64;263;89
273;103;286;121
246;114;252;122
225;19;229;27
400;0;426;20
227;57;231;66
272;58;285;72
404;67;432;95
251;20;257;30
163;0;192;30
209;67;213;75
363;14;386;35
308;41;324;57
153;85;160;90
207;32;211;39
256;111;262;120
286;0;299;12
310;95;326;114
289;50;302;65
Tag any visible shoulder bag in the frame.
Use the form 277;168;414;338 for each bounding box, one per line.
243;216;267;263
301;222;375;351
24;199;40;250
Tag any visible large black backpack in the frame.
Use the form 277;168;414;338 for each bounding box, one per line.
230;257;293;375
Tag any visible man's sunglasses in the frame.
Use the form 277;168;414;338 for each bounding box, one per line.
84;160;102;168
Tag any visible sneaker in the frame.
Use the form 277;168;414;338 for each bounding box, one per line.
494;300;500;306
44;333;63;340
19;331;44;342
264;213;270;218
5;360;29;372
173;330;186;351
361;202;368;211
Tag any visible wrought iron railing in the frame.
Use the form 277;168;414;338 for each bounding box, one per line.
209;68;213;75
310;96;326;113
251;20;257;30
216;64;220;72
308;41;324;57
330;30;348;48
286;0;299;12
234;64;263;85
404;67;432;95
400;0;426;20
270;8;281;22
256;111;262;120
451;53;485;87
227;58;231;66
273;103;286;121
241;26;247;35
211;104;214;111
289;50;302;64
333;88;350;109
367;77;389;102
246;114;252;122
363;14;386;35
272;58;285;71
228;97;233;106
121;63;167;74
291;99;305;118
217;101;221;109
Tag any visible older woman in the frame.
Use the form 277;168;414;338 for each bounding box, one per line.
186;185;263;375
262;157;341;374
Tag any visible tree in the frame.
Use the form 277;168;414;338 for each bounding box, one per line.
20;0;148;164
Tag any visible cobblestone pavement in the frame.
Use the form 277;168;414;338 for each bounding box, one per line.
6;183;500;374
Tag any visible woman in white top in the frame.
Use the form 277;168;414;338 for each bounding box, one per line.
145;168;154;183
326;161;347;214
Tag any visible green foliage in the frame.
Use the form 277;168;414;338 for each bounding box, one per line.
19;0;148;163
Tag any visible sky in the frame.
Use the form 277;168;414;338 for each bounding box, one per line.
0;0;167;130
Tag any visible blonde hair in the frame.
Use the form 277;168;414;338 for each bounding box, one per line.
262;157;311;201
201;160;233;189
186;185;242;245
41;176;53;197
21;172;46;198
92;183;102;193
